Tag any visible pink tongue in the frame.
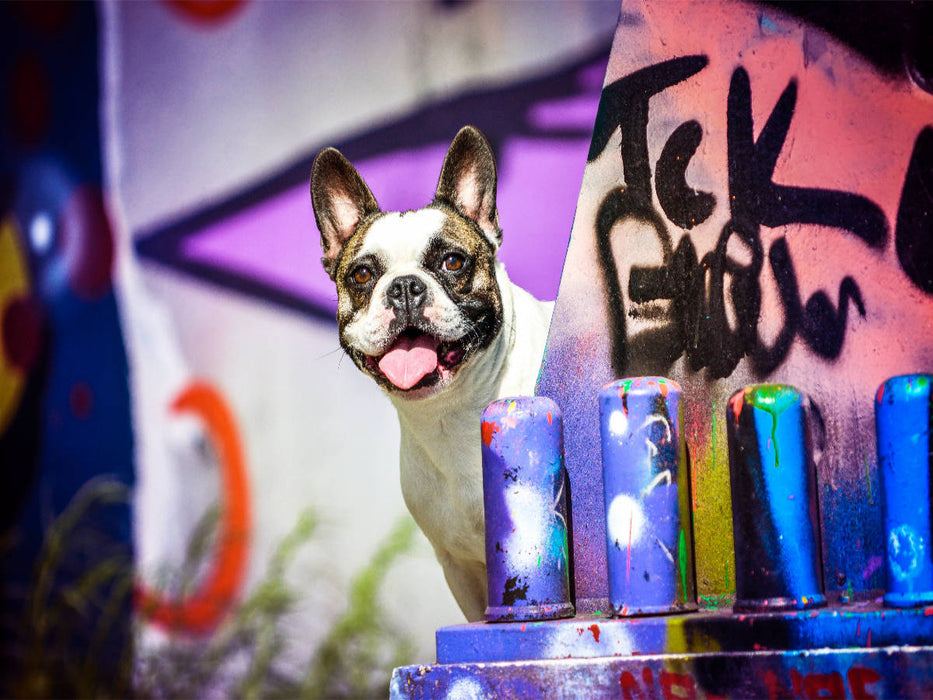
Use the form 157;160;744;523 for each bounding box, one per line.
378;334;440;390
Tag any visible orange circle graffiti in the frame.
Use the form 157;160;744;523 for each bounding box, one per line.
135;382;251;635
162;0;246;25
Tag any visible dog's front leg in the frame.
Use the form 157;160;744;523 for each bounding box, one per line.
399;436;487;621
437;552;487;622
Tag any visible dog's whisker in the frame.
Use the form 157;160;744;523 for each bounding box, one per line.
315;346;346;361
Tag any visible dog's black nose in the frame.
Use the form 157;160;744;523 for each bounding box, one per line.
386;275;427;315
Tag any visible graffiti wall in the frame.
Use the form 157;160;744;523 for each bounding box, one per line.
393;3;933;697
537;0;933;610
0;3;137;693
9;0;928;694
394;647;931;700
1;0;622;693
105;0;617;670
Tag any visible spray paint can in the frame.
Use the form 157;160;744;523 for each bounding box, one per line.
599;377;696;616
727;384;826;612
876;373;933;608
482;396;574;622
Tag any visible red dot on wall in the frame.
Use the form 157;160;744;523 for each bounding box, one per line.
12;1;76;36
2;296;42;374
162;0;247;25
70;381;93;420
8;52;52;147
59;185;115;300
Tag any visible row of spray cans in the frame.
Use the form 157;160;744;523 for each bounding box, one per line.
480;373;933;622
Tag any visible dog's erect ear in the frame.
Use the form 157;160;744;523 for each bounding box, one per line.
434;126;501;250
311;148;380;279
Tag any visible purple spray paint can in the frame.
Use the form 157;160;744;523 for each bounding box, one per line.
481;396;574;622
727;384;826;612
599;377;696;616
876;373;933;608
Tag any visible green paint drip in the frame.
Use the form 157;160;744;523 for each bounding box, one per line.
745;384;799;468
678;529;688;600
698;593;731;610
744;384;799;412
711;406;717;471
908;374;931;396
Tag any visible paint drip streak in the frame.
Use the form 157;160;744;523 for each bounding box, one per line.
679;529;688;600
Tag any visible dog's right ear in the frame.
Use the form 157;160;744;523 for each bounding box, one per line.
310;148;380;280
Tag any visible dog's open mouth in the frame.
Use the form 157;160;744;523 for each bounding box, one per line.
367;327;466;391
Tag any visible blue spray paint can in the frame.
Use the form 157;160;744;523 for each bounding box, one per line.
876;373;933;608
599;377;696;616
481;397;574;622
727;384;826;612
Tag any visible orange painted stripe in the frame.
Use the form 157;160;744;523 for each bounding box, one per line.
135;382;251;635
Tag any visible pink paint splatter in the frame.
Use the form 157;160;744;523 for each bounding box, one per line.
861;555;883;581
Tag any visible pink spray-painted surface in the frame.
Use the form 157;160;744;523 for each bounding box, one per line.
537;0;933;608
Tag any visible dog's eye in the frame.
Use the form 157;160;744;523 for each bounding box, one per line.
351;267;373;285
442;254;465;272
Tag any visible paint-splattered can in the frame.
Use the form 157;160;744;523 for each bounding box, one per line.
727;384;826;612
599;377;696;616
481;396;574;622
876;373;933;608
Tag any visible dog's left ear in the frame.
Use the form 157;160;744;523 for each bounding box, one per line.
434;126;501;250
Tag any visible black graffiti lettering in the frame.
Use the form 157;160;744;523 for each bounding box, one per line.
752;238;798;375
592;56;710;376
726;69;888;245
700;221;764;379
588;55;710;204
752;238;866;375
895;126;933;294
594;59;889;379
597;189;678;373
656;120;716;230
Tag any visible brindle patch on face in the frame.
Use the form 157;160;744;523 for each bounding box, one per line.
332;214;385;325
421;204;502;354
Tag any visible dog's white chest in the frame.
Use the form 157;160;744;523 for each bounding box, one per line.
397;402;486;553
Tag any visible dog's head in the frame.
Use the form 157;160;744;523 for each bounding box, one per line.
310;126;505;399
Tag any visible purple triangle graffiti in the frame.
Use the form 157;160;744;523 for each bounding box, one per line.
135;45;610;321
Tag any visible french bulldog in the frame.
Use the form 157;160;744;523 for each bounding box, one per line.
310;126;553;621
